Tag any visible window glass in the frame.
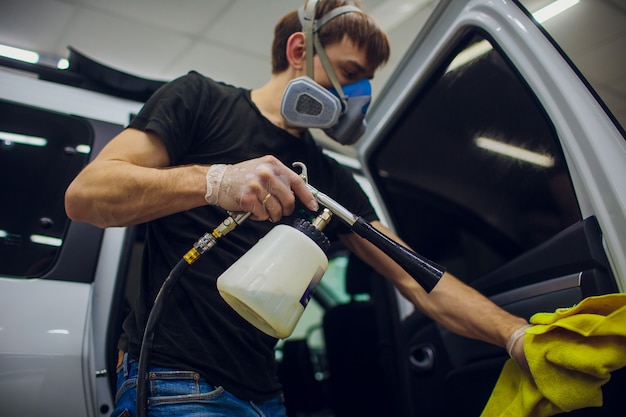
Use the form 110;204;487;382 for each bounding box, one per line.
276;254;352;350
0;100;92;277
371;34;581;281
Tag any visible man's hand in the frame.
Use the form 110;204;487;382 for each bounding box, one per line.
205;155;318;222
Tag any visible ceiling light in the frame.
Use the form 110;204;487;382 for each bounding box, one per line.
0;131;48;147
474;136;555;167
75;144;92;154
47;329;70;335
533;0;580;23
0;43;39;64
57;58;70;70
446;40;492;72
30;234;63;247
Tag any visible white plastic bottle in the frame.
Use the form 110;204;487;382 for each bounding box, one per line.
217;216;330;339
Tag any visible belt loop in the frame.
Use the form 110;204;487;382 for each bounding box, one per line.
123;352;129;378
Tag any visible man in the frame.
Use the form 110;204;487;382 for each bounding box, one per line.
65;1;530;416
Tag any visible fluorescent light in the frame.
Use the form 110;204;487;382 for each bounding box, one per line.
75;144;92;154
47;329;70;335
57;58;70;70
533;0;580;23
0;131;48;147
30;234;63;247
0;230;7;238
475;136;555;167
0;43;39;64
446;40;492;72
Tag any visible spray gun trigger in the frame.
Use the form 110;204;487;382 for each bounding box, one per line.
292;162;308;185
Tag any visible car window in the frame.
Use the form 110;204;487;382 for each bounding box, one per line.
275;252;356;397
0;99;92;277
370;32;582;282
276;254;354;348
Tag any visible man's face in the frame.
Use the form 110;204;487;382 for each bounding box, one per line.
312;35;374;88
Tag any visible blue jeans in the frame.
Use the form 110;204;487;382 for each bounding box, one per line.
111;353;287;417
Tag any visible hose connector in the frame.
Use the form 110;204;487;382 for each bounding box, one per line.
312;208;332;231
183;212;251;265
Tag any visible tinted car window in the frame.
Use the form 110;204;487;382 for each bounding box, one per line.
0;100;92;277
371;33;581;282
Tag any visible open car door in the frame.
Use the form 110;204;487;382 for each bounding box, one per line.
356;1;626;416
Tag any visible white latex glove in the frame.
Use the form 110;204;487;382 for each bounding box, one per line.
507;324;532;373
205;155;318;222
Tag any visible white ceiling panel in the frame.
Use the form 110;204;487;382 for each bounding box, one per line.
59;7;192;79
74;0;232;35
164;41;271;88
0;0;75;52
202;0;303;58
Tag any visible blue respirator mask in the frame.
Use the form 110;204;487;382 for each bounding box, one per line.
280;1;371;145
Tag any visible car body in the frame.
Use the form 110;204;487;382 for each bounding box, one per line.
0;1;624;416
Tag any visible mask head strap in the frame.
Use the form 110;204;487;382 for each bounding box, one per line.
298;1;364;107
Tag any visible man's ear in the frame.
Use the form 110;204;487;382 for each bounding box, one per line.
286;32;307;70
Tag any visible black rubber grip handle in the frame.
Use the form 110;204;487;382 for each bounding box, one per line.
351;217;445;292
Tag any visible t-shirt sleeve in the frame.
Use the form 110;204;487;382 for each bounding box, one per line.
129;71;209;165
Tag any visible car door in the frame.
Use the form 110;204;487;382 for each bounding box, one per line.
0;70;141;417
357;1;626;416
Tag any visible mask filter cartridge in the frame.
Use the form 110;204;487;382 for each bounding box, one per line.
280;76;342;129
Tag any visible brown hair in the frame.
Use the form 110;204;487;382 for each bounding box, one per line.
271;0;390;74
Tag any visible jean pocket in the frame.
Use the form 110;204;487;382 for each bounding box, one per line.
115;377;137;404
148;370;224;407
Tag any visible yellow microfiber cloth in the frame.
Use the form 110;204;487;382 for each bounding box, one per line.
481;293;626;417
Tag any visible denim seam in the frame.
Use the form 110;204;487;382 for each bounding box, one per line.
250;400;265;417
115;377;137;404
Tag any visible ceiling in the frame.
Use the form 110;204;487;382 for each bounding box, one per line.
0;0;623;128
0;0;439;96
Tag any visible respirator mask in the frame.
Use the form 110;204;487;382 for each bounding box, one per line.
280;1;371;145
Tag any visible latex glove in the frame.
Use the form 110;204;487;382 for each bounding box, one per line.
507;324;532;373
205;155;318;222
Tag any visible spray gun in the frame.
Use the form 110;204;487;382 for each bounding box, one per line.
217;162;446;339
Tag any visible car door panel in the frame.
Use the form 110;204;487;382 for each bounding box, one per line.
473;217;616;298
0;279;92;417
402;216;611;415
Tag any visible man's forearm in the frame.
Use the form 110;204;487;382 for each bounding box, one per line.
65;160;208;228
416;272;528;348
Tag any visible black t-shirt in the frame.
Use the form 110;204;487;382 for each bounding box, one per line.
121;71;378;400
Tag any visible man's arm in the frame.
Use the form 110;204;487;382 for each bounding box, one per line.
339;220;529;368
65;128;317;228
